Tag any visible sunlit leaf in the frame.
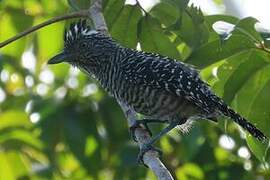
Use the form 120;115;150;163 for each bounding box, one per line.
36;17;64;66
0;129;43;150
5;151;30;178
0;110;31;130
0;13;27;58
0;152;15;180
176;163;204;180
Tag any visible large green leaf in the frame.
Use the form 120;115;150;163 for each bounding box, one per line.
0;152;15;180
229;64;270;161
0;13;28;58
176;163;204;180
0;110;31;130
103;0;125;29
173;4;208;50
0;129;43;150
233;17;263;43
205;15;239;26
246;135;269;162
232;64;270;138
150;2;179;27
210;49;270;161
212;50;268;101
139;16;181;59
186;35;256;68
110;5;142;48
5;151;30;179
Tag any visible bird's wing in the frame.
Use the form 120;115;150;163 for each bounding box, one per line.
122;51;217;113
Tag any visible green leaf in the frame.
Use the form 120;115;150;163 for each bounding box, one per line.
209;50;270;161
0;152;15;180
175;7;208;50
233;64;270;139
103;0;125;29
213;50;268;102
186;35;256;68
0;130;43;150
186;4;204;24
139;16;181;59
5;151;30;178
205;15;239;26
0;110;31;130
0;13;27;58
150;2;179;27
176;163;204;180
226;64;270;161
110;5;142;48
246;135;269;162
234;17;262;43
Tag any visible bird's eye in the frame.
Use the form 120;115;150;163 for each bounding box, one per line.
81;42;87;48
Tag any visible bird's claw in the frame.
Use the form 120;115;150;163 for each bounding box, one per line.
130;120;152;142
137;144;163;167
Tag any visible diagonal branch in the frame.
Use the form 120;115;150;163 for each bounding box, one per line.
120;103;174;180
0;10;89;48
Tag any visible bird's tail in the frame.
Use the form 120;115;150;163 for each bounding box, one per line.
214;97;267;142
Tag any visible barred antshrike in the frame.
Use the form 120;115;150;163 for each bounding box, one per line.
48;20;267;163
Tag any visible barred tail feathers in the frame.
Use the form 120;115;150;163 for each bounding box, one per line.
215;99;267;142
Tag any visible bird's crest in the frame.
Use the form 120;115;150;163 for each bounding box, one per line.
64;19;97;45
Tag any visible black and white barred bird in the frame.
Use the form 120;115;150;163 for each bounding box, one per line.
48;20;267;161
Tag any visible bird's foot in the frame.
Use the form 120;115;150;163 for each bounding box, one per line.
130;120;152;142
137;143;163;167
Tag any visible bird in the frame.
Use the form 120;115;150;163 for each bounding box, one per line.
48;20;267;163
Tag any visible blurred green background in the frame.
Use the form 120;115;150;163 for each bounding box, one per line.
0;0;270;179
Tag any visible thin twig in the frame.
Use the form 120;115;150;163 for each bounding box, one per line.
135;0;147;15
255;42;270;54
0;10;88;48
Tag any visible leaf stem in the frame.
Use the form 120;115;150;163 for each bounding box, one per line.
135;0;147;15
0;10;88;48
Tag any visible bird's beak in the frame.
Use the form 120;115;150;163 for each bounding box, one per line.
47;52;73;64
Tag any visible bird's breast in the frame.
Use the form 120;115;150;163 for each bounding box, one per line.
118;83;200;119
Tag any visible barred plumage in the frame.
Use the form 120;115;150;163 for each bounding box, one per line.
48;20;267;143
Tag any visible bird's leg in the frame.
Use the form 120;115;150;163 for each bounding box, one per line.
137;120;179;165
130;119;169;142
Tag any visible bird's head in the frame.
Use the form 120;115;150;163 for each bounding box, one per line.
48;20;118;73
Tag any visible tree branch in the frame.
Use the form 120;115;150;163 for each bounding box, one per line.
120;103;174;180
0;10;89;48
88;0;109;35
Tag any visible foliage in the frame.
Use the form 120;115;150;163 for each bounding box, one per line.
0;0;270;179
